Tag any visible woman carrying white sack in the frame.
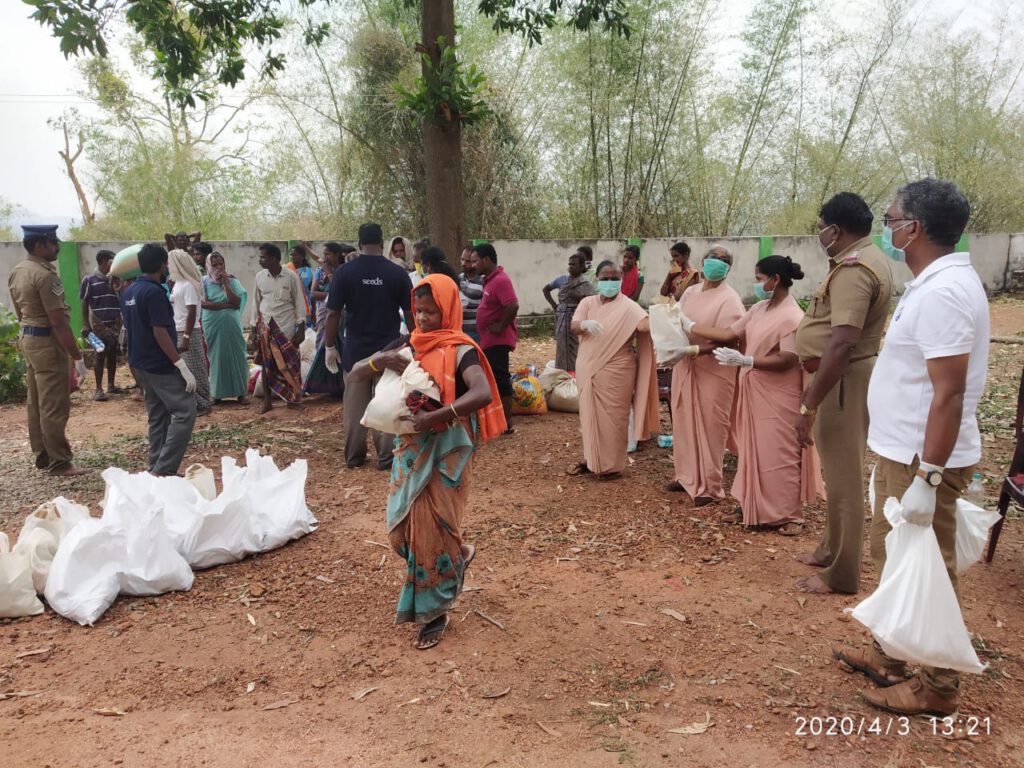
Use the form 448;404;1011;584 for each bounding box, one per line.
833;178;990;717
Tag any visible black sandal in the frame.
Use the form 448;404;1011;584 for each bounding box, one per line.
567;462;591;476
416;614;450;650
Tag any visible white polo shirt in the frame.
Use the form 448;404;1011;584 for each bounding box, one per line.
867;252;989;468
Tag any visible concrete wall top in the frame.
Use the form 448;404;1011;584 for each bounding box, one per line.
1;234;1017;319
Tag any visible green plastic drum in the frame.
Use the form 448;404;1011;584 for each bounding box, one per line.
110;243;144;279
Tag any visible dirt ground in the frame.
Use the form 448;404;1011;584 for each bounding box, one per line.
2;299;1023;768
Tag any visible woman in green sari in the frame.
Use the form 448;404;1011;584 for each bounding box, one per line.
348;274;507;649
201;252;250;403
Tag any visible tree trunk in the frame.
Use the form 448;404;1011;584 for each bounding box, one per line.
421;1;465;266
59;124;95;226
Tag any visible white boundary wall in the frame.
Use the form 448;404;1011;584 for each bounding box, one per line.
2;235;1022;319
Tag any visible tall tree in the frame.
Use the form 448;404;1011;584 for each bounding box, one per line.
27;0;630;258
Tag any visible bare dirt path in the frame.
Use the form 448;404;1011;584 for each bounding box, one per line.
2;305;1024;768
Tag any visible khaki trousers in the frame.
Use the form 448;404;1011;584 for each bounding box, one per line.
811;356;874;593
20;334;73;470
342;369;395;469
870;455;972;699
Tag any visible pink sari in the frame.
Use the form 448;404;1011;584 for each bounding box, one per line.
729;297;825;525
671;282;745;499
573;294;659;474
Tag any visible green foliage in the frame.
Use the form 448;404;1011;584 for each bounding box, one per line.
0;307;27;402
396;38;491;126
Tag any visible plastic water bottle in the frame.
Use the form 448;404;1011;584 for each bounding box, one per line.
86;332;105;353
965;472;985;505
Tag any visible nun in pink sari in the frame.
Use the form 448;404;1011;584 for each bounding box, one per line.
570;260;659;477
669;245;746;505
687;256;825;533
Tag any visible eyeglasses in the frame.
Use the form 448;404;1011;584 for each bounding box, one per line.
881;215;913;227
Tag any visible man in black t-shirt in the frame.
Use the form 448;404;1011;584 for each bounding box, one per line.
324;222;413;470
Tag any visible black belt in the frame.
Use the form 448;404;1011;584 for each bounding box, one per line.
21;326;52;337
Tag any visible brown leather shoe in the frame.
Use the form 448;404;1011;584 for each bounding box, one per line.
860;677;958;716
833;645;908;687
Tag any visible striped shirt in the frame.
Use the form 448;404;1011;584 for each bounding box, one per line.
459;273;484;331
79;272;122;325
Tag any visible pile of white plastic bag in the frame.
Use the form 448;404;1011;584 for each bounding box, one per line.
0;450;317;626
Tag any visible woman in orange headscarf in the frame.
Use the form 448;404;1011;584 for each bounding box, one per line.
348;272;506;649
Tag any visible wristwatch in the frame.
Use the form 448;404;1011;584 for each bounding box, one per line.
799;403;816;416
917;468;943;487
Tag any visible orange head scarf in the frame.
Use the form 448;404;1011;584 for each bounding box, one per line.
409;274;507;441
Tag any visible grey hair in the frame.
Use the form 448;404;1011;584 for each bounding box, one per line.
896;178;970;248
705;243;733;265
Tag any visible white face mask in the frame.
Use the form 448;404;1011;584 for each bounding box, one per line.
819;224;838;257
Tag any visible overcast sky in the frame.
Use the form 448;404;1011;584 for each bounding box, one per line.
0;0;1012;232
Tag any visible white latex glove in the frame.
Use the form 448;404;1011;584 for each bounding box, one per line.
682;345;700;357
900;465;941;526
74;358;88;386
680;313;695;335
174;359;197;394
580;319;604;336
325;346;340;374
713;347;753;367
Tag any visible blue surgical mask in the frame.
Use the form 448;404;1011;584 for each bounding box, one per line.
597;279;621;298
702;258;730;281
753;282;774;301
881;222;913;263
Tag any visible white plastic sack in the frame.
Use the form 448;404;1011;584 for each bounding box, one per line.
649;302;690;367
849;498;985;673
867;465;876;515
185;463;218;501
955;499;1001;573
12;527;59;594
14;496;93;594
45;490;194;626
0;532;44;618
299;327;316;362
361;349;441;435
538;364;580;412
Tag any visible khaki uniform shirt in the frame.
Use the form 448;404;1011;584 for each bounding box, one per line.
795;237;894;362
7;255;68;327
251;268;306;334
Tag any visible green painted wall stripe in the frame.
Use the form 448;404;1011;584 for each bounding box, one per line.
872;234;882;250
471;239;489;246
57;240;82;337
956;233;970;252
758;236;774;261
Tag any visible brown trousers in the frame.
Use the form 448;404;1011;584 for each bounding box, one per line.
811;356;874;593
342;369;396;469
870;455;973;699
20;334;73;469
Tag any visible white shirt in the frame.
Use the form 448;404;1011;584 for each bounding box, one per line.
170;281;200;333
867;252;990;468
251;268;306;334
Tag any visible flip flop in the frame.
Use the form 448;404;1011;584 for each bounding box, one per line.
416;614;450;650
463;544;477;570
567;462;591;476
778;522;803;537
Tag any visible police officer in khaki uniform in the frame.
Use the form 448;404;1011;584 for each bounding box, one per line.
8;225;88;476
793;193;893;594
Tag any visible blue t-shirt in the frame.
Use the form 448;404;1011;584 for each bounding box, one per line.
326;254;413;372
121;276;178;375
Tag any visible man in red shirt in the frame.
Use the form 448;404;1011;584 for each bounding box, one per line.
472;243;518;434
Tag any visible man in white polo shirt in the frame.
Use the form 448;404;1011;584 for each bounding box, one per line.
834;178;988;716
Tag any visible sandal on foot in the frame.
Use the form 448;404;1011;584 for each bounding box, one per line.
664;480;685;493
567;462;591;476
92;391;109;402
778;522;803;536
722;508;743;523
463;544;476;570
833;646;908;688
416;615;450;650
693;496;715;508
